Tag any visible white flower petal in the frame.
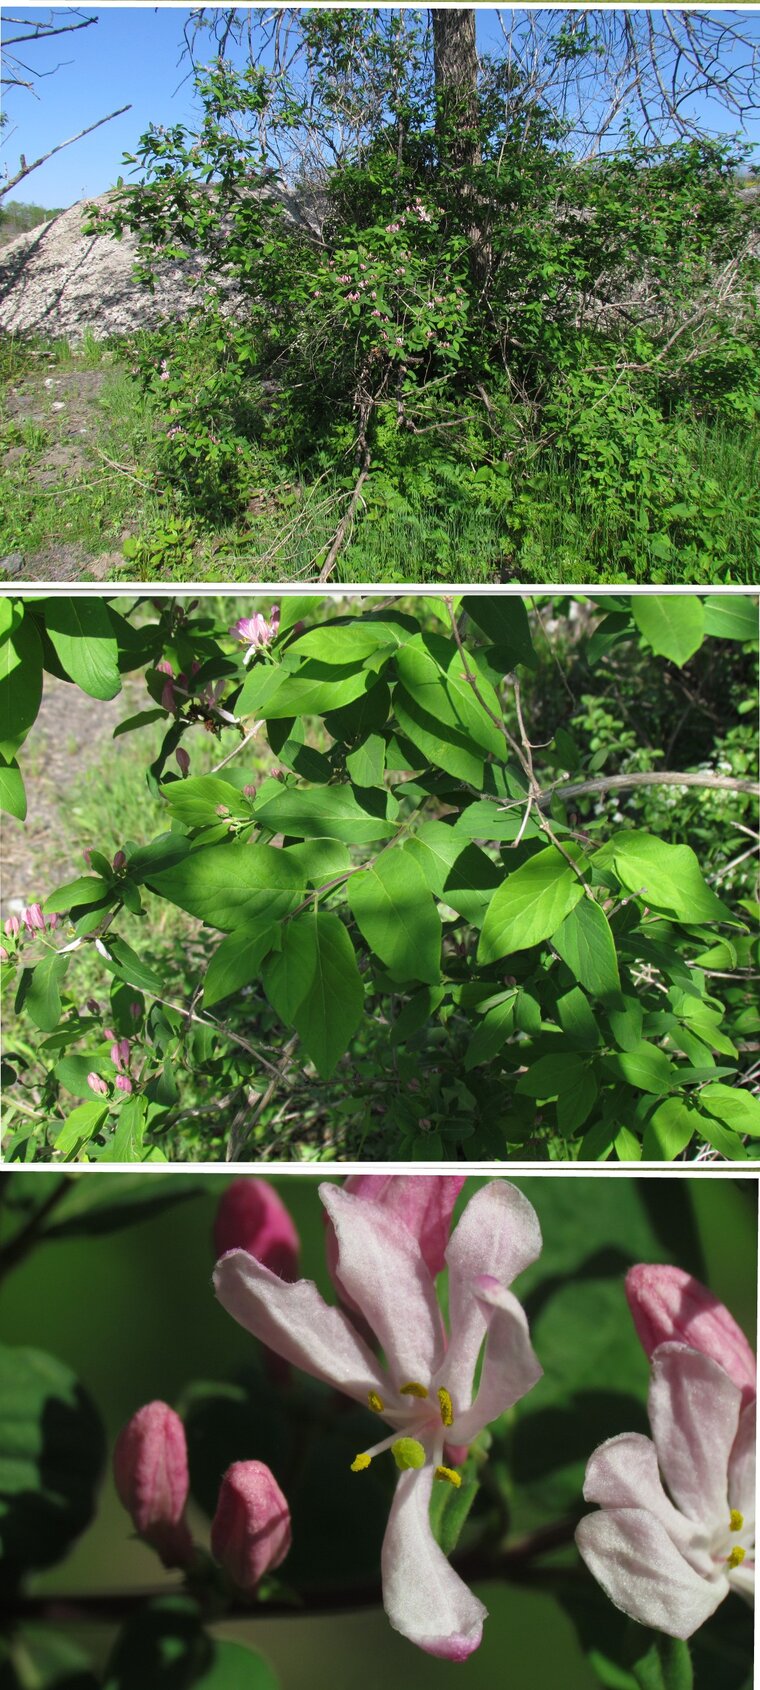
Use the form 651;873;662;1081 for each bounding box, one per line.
381;1466;487;1659
583;1432;711;1573
576;1507;728;1639
213;1249;386;1405
729;1398;756;1530
444;1183;542;1408
448;1282;542;1444
649;1343;741;1530
319;1183;445;1388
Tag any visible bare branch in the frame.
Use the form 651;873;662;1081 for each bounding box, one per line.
1;104;131;199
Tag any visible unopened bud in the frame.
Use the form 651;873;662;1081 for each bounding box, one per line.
22;904;45;932
626;1265;756;1402
211;1461;291;1590
161;679;176;713
4;917;20;939
110;1039;130;1072
113;1401;193;1567
113;850;127;872
214;1179;299;1281
87;1072;108;1097
115;1075;133;1095
0;947;9;963
176;747;190;777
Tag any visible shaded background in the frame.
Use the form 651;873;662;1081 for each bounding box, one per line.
0;1172;755;1689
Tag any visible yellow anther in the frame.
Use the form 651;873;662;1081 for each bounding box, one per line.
730;1510;744;1533
351;1453;372;1473
437;1387;453;1428
368;1391;384;1414
392;1438;426;1472
435;1464;462;1489
727;1546;746;1571
400;1381;429;1399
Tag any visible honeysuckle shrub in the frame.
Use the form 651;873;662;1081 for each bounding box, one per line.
87;47;760;581
0;1171;755;1690
1;591;758;1164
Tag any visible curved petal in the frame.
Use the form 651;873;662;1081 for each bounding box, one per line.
342;1175;466;1278
583;1433;710;1573
448;1281;542;1444
319;1183;445;1388
213;1249;386;1406
626;1265;756;1403
381;1465;487;1659
444;1182;542;1407
729;1399;756;1529
649;1343;741;1531
576;1507;728;1639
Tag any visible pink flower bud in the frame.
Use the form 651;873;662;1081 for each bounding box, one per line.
86;998;100;1015
626;1264;756;1402
110;1039;130;1072
22;904;45;932
115;1074;133;1095
103;1026;116;1042
0;947;9;963
4;917;20;939
82;849;93;868
156;659;174;676
161;678;176;712
326;1176;466;1311
113;850;127;872
176;747;190;777
87;1072;109;1097
214;1179;299;1281
113;1401;193;1567
47;912;59;929
130;1001;142;1020
211;1461;291;1590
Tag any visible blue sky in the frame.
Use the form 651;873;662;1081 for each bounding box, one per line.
3;7;759;208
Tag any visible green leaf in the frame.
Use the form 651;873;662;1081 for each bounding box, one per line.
103;1598;280;1690
43;1173;205;1239
603;1042;676;1094
631;597;704;667
463;994;517;1069
44;876;111;914
602;834;736;925
345;732;385;787
348;848;442;984
553;897;620;997
0;754;26;820
702;596;758;642
478;848;585;963
642;1099;696;1160
394;631;506;784
148;843;305;932
631;1633;693;1690
0;1342;105;1572
429;1464;480;1558
160;776;253;826
19;953;69;1032
461;594;536;666
203;924;278;1008
100;935;164;996
263;910;364;1077
254;785;396;845
516;1053;589;1098
0;610;43;760
699;1084;760;1138
404;821;501;925
287;619;404;663
54;1101;108;1156
109;1096;148;1161
38;599;121;700
239;658;374;720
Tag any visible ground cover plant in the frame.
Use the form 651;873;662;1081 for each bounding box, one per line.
1;591;758;1163
0;1170;755;1690
1;9;759;583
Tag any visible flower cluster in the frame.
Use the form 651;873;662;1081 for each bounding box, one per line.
230;607;280;659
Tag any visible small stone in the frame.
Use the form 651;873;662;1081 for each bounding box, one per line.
50;401;65;412
0;552;24;576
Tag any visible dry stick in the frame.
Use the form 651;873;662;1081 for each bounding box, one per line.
226;1033;301;1162
93;448;152;489
504;771;760;809
1;104;131;197
212;724;261;773
317;460;371;582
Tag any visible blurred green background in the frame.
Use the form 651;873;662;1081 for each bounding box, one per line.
0;1172;755;1690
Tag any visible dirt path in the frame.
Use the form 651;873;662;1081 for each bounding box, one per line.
1;676;129;909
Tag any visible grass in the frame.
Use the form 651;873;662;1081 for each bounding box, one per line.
0;332;758;582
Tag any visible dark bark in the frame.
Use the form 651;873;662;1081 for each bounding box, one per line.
432;9;480;169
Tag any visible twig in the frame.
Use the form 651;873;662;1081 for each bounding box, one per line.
317;463;370;582
501;771;760;810
212;725;262;773
93;448;152;489
226;1033;300;1162
1;104;131;197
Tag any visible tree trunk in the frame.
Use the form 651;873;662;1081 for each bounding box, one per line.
432;9;480;170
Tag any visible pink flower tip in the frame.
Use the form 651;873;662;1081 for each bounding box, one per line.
326;1175;466;1310
0;947;9;963
214;1179;299;1281
175;747;190;777
87;1072;108;1097
115;1075;133;1095
22;903;45;932
625;1264;756;1402
4;916;20;939
113;1401;193;1568
110;1038;130;1072
211;1461;291;1590
113;850;127;872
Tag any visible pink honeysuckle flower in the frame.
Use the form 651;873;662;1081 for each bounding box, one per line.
4;916;20;939
22;904;45;932
325;1175;465;1307
626;1264;756;1404
113;1400;194;1568
230;608;280;663
115;1075;133;1095
214;1178;299;1281
87;1072;108;1097
214;1179;543;1659
576;1340;755;1638
0;947;8;963
110;1039;130;1072
211;1460;292;1590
